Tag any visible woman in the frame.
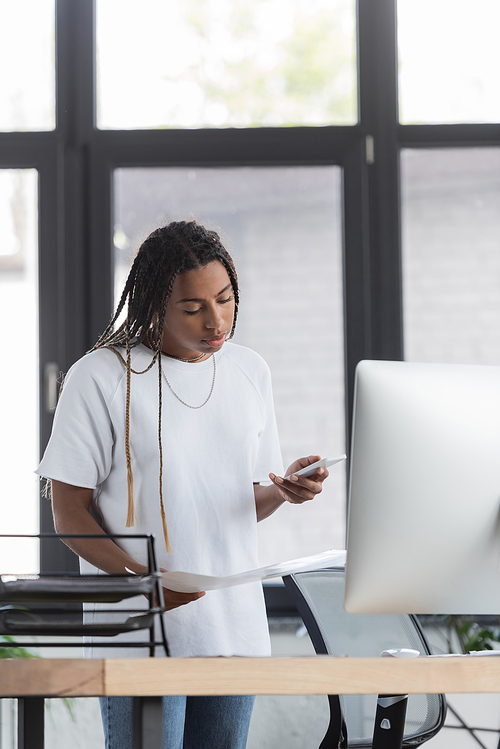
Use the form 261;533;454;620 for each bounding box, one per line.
37;220;329;749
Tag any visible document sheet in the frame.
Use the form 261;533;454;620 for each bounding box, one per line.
161;549;347;593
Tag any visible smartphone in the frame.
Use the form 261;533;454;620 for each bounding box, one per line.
283;454;347;481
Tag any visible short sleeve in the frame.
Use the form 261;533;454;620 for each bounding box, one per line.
36;352;122;489
251;361;284;483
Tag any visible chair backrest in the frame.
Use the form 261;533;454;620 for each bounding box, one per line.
283;567;446;748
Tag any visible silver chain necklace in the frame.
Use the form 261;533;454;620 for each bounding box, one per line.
164;350;206;363
161;354;216;409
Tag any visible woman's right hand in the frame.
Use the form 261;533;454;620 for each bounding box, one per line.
159;568;205;611
161;586;205;611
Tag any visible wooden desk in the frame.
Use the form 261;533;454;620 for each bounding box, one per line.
2;656;500;748
3;655;500;697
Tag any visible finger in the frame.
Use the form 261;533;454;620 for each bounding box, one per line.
283;487;316;504
288;466;329;487
294;454;322;472
270;468;329;503
286;469;329;497
178;591;205;601
269;473;316;504
270;471;320;488
163;589;205;601
162;587;206;610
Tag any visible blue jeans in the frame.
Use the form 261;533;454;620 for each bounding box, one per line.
99;695;255;749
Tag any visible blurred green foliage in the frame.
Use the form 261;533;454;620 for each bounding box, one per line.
442;616;500;654
0;634;36;659
169;0;356;126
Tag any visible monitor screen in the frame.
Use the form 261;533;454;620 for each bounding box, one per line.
344;359;500;614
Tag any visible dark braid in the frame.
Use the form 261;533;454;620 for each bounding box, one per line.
89;220;240;552
92;254;141;348
155;293;170;550
215;255;240;339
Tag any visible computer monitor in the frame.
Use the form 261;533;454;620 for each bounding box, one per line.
344;359;500;615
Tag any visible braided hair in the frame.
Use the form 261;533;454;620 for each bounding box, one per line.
90;221;239;552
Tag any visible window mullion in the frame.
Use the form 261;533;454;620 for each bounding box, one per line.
358;0;402;361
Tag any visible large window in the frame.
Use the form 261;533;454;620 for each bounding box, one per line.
0;0;499;573
2;2;500;744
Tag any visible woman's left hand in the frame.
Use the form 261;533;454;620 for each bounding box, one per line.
269;454;329;505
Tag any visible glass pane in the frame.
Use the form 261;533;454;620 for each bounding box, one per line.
0;170;39;573
97;0;357;129
114;166;345;561
398;0;500;124
402;148;500;364
44;698;104;747
0;0;55;132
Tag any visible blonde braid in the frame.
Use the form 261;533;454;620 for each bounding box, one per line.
106;344;158;375
151;274;179;552
156;333;172;552
125;331;135;528
108;336;167;543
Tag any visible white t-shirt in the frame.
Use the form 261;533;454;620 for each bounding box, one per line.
36;341;284;657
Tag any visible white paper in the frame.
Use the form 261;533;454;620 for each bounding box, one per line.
161;549;346;593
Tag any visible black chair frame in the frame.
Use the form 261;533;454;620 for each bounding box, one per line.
283;567;447;749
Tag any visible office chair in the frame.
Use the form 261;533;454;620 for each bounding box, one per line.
283;566;446;749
